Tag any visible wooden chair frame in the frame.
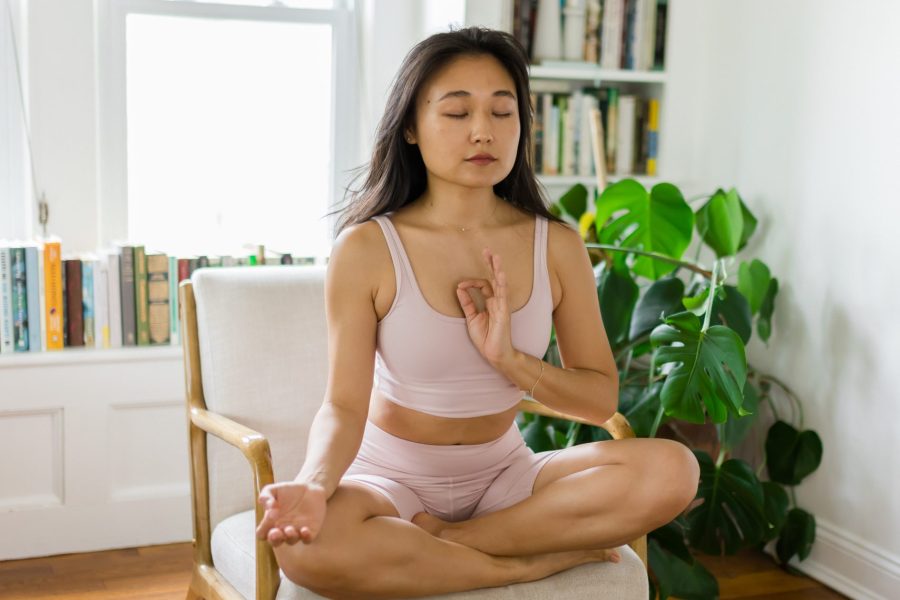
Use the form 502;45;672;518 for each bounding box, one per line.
180;280;648;600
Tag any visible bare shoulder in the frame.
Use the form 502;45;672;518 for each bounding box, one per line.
327;219;388;298
546;218;586;309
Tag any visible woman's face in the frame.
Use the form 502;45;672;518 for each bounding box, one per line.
406;53;521;190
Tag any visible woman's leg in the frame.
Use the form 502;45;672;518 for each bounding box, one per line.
415;437;700;557
275;480;619;600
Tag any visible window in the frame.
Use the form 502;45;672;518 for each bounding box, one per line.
98;0;357;259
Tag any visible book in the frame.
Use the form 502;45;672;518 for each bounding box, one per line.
605;87;619;173
0;245;13;354
25;244;42;352
600;0;624;69
168;255;179;344
64;258;84;347
104;250;122;348
93;256;110;349
646;98;660;175
146;252;170;345
11;246;29;351
134;245;149;346
615;94;637;175
82;257;95;348
42;238;64;350
115;243;137;346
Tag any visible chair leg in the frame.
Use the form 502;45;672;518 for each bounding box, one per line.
185;585;203;600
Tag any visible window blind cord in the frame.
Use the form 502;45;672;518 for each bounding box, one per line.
4;0;48;238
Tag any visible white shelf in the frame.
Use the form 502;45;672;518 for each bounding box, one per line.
0;344;183;369
528;63;668;84
537;174;663;188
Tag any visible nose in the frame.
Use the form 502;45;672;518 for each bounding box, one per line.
470;112;494;144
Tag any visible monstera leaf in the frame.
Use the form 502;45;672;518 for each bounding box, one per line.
597;263;639;347
629;277;686;341
757;278;779;343
765;420;823;486
711;285;753;344
721;381;760;452
687;451;768;554
648;537;719;600
696;188;756;257
558;183;588;221
776;508;816;564
738;259;772;315
594;179;694;280
650;311;750;424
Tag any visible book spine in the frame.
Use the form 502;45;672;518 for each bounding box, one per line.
616;94;637;175
134;246;149;346
605;87;619;173
25;246;42;352
43;241;64;350
146;254;170;345
168;255;179;344
11;248;28;352
64;259;84;347
106;252;122;348
0;247;13;354
541;93;554;174
119;246;136;346
82;260;95;347
93;259;110;348
646;97;660;175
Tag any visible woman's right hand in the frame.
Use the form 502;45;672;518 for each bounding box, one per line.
255;481;328;546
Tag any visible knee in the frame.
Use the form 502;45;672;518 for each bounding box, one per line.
649;440;700;517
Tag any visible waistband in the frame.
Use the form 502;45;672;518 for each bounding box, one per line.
355;418;525;477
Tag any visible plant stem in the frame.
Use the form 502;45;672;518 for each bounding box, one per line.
584;243;713;278
701;260;721;332
649;402;665;438
758;373;805;429
615;334;651;363
716;445;727;468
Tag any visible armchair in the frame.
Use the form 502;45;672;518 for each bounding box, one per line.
181;265;648;599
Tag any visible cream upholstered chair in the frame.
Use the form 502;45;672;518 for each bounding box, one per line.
180;265;648;600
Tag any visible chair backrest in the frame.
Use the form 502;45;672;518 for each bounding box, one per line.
191;265;329;532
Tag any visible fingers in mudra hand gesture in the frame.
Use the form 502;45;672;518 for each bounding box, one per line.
255;481;327;547
456;247;514;366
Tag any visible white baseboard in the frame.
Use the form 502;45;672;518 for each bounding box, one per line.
767;517;900;600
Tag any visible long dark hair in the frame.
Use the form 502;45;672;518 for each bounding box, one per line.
328;26;565;236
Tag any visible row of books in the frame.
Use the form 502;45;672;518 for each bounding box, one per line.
514;0;667;70
0;239;316;355
530;87;659;178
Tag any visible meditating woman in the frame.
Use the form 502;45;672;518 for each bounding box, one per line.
255;26;700;599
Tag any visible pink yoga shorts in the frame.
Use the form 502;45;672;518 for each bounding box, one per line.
340;418;565;522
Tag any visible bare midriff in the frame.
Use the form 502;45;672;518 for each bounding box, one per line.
367;387;520;446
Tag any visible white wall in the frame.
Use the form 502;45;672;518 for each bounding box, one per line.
691;1;900;597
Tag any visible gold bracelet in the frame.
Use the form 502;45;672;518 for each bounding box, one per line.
528;356;545;398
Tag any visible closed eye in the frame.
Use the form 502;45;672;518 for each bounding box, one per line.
445;113;514;119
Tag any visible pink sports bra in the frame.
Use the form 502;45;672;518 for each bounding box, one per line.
370;212;553;418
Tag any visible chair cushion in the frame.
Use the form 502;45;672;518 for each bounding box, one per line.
212;510;648;600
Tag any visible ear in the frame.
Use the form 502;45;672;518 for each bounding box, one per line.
404;128;416;145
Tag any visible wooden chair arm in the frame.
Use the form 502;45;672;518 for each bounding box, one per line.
516;399;648;571
189;407;280;600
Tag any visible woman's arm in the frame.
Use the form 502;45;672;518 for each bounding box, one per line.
495;221;618;425
293;222;382;499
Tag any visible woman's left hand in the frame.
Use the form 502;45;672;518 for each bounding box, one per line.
456;247;515;368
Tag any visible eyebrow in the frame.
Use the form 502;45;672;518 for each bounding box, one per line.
437;90;517;102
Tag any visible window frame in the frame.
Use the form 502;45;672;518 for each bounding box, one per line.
96;0;358;253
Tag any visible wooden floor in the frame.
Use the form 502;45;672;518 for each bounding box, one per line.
0;542;847;599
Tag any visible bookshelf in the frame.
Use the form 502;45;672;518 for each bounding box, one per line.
509;0;672;203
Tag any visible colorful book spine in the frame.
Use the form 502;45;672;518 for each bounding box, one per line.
0;246;13;354
11;247;28;351
146;253;170;345
82;259;95;348
134;246;149;346
93;258;110;349
25;245;42;352
105;251;122;348
64;259;84;347
646;98;659;176
43;240;64;350
605;87;619;174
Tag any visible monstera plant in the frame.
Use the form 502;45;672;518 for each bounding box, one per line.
518;179;824;599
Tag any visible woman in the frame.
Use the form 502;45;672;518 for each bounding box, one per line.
255;26;699;599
